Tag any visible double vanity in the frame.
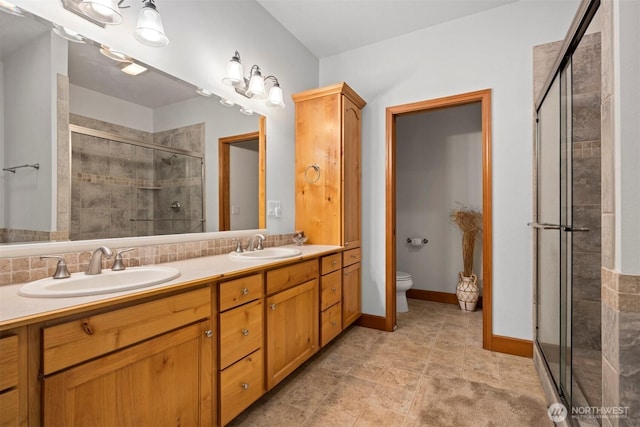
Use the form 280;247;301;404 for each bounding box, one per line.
0;243;361;426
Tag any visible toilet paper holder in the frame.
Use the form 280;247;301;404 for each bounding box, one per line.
407;238;428;245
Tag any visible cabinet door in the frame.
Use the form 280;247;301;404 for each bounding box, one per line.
295;93;342;245
43;321;213;427
342;95;361;249
342;263;361;329
266;279;319;390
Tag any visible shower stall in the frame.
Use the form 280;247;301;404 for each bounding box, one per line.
533;0;602;423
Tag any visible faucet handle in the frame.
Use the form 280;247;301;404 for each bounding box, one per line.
232;238;244;253
40;255;71;279
111;248;135;271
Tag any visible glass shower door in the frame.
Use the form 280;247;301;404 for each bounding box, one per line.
535;68;572;403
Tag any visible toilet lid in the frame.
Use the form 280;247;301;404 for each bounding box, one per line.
396;271;411;281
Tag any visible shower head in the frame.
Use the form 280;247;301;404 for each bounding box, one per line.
161;154;178;165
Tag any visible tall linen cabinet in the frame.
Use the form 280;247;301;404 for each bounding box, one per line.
293;82;366;331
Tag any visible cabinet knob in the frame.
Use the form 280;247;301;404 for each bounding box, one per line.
270;303;277;310
204;330;213;338
344;242;350;246
331;321;337;326
241;288;249;295
241;383;249;390
331;260;337;265
332;287;337;293
241;329;249;336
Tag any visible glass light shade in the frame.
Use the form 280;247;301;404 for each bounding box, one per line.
79;0;122;25
222;57;244;86
266;84;285;109
247;68;265;98
134;2;169;47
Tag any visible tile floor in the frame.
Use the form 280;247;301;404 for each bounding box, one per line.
228;299;550;426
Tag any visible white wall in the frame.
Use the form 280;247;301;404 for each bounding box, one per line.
614;0;640;274
320;0;580;339
12;0;319;236
396;103;482;294
69;84;154;133
3;31;66;232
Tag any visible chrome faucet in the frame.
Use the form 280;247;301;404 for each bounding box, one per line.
85;246;113;275
246;234;265;251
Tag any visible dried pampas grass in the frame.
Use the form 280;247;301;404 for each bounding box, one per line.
450;207;482;277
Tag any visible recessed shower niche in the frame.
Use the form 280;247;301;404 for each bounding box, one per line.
70;116;204;240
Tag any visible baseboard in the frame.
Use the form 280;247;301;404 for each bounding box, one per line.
490;334;533;358
406;289;483;308
356;314;391;331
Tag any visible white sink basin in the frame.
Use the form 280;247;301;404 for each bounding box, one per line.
229;247;301;260
18;266;181;298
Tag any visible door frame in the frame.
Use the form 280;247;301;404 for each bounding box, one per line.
385;89;493;350
218;116;266;231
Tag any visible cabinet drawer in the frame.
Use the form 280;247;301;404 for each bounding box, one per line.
0;388;18;426
219;273;263;312
320;253;342;275
0;335;18;391
219;349;264;426
320;270;341;311
321;302;342;347
43;287;211;375
266;259;318;295
219;299;263;370
343;248;361;267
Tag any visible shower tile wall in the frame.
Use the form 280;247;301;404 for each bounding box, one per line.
70;115;204;240
571;32;602;408
152;124;205;235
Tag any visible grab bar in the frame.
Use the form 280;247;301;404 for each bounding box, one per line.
527;222;589;232
2;163;39;173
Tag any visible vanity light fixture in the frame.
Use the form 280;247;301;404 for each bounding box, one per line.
79;0;123;25
222;50;285;109
99;45;130;62
0;0;23;16
75;0;169;47
52;24;86;43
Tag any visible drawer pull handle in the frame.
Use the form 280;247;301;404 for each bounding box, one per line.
242;383;249;390
331;260;337;265
82;321;94;335
270;303;277;310
241;329;249;336
351;255;357;259
241;288;249;295
205;330;213;338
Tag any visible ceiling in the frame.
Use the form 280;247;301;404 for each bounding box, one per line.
256;0;520;58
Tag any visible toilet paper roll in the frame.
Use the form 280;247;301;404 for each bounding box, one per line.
408;237;426;247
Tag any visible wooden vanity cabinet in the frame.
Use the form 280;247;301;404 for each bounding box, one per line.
217;273;264;426
40;287;213;427
293;83;365;249
294;82;365;328
0;329;25;427
265;261;319;390
320;253;342;347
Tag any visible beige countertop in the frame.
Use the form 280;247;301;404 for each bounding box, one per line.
0;244;342;329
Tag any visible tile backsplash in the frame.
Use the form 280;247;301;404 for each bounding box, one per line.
0;233;294;286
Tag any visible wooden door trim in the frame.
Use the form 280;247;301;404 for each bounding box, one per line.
218;116;266;230
385;89;493;350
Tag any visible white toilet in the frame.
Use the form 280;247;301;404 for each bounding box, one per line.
396;271;414;312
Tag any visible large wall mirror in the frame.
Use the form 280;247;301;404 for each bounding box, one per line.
0;8;265;244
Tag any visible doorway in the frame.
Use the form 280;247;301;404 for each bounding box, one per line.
385;89;493;350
